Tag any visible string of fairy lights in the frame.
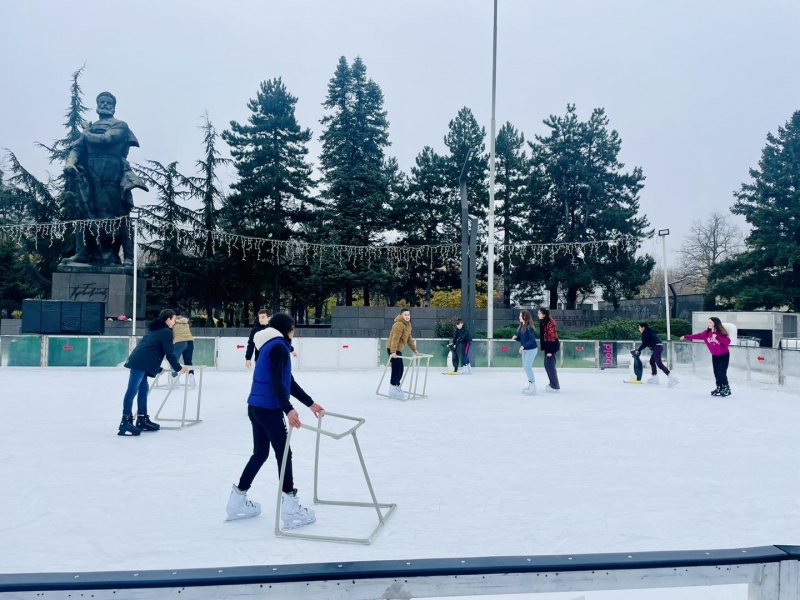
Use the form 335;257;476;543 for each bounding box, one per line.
0;217;642;266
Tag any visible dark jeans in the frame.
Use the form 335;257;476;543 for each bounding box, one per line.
451;342;471;370
122;369;149;416
650;344;670;376
544;353;560;389
172;341;194;375
712;353;730;387
388;349;403;386
237;405;294;494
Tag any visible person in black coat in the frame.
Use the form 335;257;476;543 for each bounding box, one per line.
245;309;271;368
635;322;677;386
119;309;188;436
448;318;473;374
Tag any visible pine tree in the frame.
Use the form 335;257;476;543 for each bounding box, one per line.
136;161;198;312
318;56;392;306
221;78;316;313
184;114;232;320
494;122;529;307
394;146;451;305
710;110;800;310
2;66;91;295
529;105;653;309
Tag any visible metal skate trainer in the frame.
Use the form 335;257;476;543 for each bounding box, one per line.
150;366;205;430
375;353;433;400
276;411;397;545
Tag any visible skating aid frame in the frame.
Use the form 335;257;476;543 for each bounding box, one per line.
275;411;397;545
375;353;433;400
150;366;205;430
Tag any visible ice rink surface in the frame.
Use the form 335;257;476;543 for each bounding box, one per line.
1;366;798;600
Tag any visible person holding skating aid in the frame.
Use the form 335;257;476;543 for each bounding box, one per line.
512;310;538;395
681;317;732;396
447;318;473;375
635;322;679;387
226;313;324;529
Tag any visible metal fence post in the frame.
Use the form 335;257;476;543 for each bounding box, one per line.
746;345;752;381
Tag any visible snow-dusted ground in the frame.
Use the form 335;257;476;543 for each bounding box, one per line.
1;366;798;600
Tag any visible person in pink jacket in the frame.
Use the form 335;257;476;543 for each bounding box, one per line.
680;317;732;397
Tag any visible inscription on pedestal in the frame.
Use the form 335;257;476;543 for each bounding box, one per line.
52;271;145;319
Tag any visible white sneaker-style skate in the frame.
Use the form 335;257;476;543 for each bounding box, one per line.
281;489;315;530
523;382;537;395
545;385;560;393
388;385;404;398
225;484;261;522
667;374;679;388
169;373;181;389
460;364;473;375
646;375;660;385
188;373;197;389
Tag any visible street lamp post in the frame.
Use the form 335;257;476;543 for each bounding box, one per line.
131;211;139;337
658;229;671;359
487;0;498;342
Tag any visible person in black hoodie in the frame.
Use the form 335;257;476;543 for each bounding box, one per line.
245;309;270;368
119;309;188;436
448;318;473;375
636;322;679;387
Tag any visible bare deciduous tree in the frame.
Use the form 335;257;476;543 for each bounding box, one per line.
678;211;743;292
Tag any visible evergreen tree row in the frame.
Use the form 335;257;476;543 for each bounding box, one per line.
2;58;659;323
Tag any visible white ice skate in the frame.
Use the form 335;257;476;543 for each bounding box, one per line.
459;364;473;375
169;373;181;389
388;385;404;398
545;385;560;393
188;373;197;389
646;375;660;385
225;484;261;522
667;374;679;388
523;382;537;395
281;490;315;530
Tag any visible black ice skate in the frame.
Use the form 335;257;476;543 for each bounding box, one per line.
118;415;142;436
136;414;161;432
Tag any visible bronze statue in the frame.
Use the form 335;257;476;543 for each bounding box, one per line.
62;92;148;267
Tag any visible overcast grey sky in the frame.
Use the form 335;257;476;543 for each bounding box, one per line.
2;0;799;257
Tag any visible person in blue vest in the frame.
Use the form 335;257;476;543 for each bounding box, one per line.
119;308;188;436
226;313;324;529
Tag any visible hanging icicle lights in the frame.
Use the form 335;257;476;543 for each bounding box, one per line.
0;217;642;266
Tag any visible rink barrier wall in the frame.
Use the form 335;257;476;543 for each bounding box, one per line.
1;335;798;390
1;545;799;599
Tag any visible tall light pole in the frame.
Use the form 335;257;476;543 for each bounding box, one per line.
487;0;498;340
132;210;139;337
658;229;671;345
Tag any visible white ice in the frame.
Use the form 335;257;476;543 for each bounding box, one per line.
1;366;798;600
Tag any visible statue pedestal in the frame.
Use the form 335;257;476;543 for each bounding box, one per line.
52;266;146;320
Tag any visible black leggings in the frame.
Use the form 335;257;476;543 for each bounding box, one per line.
650;345;670;376
237;405;294;493
712;353;730;387
388;349;403;386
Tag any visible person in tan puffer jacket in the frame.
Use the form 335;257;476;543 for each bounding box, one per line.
385;309;418;398
170;311;196;388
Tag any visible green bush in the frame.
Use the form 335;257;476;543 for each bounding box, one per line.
579;318;641;340
434;319;456;339
493;324;519;339
647;318;692;338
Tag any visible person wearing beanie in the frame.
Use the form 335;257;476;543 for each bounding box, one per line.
119;308;188;436
170;310;196;388
226;312;324;530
